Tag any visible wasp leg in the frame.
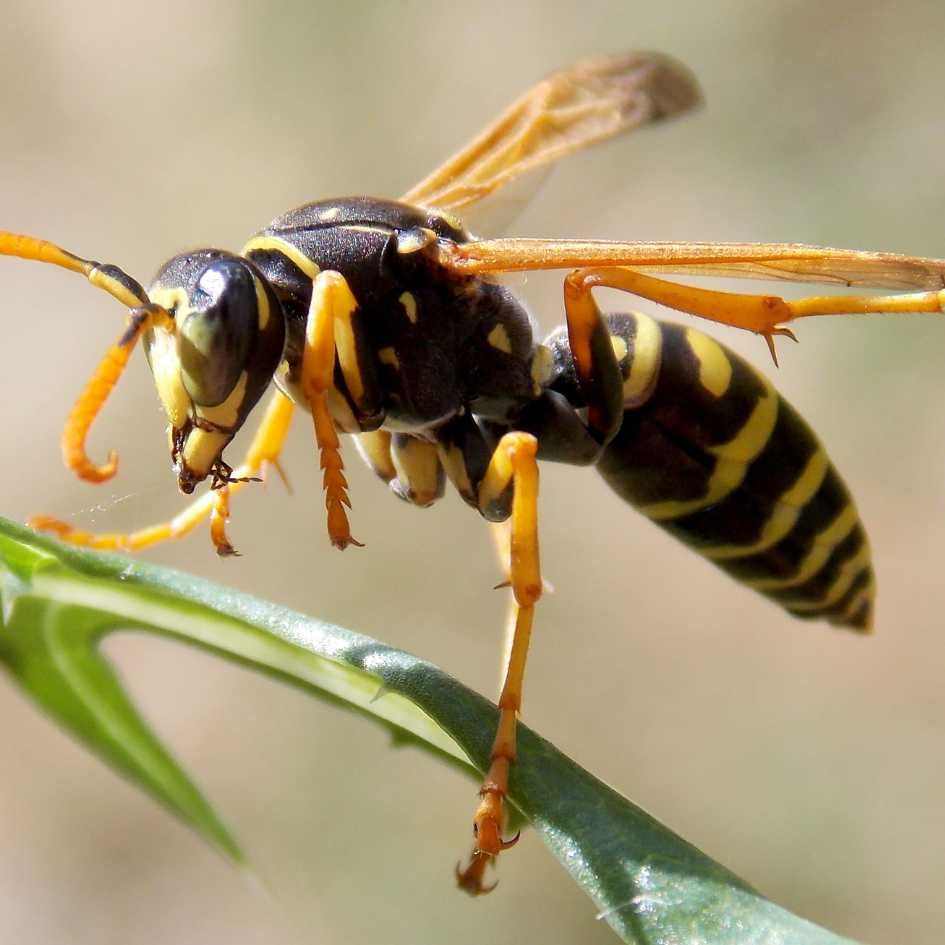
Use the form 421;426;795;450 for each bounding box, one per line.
432;414;494;509
300;270;365;549
388;434;445;507
517;388;608;464
432;413;514;591
456;431;541;895
353;430;396;485
559;275;627;444
31;390;295;554
354;429;445;507
563;268;945;364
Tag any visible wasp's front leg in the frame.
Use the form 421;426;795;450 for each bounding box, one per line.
32;390;295;555
299;269;392;549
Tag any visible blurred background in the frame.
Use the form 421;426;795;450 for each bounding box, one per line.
2;1;944;943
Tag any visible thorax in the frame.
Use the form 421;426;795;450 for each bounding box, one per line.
243;197;542;433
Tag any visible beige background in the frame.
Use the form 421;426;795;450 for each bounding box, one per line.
2;2;944;943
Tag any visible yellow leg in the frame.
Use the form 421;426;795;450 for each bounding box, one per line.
566;267;945;364
457;432;541;895
488;520;513;590
300;270;363;549
31;390;295;555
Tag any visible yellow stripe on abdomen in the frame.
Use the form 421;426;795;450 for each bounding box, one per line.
595;316;873;632
782;542;872;612
748;504;859;591
702;449;829;560
686;328;732;398
640;373;778;521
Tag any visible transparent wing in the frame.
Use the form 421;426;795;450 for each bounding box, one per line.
436;238;945;291
400;52;702;220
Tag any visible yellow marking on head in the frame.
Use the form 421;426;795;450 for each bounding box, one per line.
392;436;442;506
378;347;401;369
149;286;190;317
182;429;230;479
529;345;554;395
354;430;396;481
703;450;830;560
687;328;732;398
399;291;418;324
320;206;342;222
748;504;859;591
196;372;248;430
241;235;320;281
253;275;270;331
641;377;778;520
147;322;191;429
487;323;513;354
783;543;871;612
622;312;662;407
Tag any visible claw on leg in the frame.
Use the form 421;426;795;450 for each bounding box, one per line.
456;774;521;895
457;433;540;893
761;326;797;368
209;485;238;556
456;853;499;896
562;267;945;368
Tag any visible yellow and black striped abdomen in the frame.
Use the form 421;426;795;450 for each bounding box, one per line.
596;313;874;631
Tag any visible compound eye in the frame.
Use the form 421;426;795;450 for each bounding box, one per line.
178;260;258;406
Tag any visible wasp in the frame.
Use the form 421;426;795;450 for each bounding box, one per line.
4;52;945;894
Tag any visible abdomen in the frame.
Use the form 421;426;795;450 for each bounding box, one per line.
595;313;874;631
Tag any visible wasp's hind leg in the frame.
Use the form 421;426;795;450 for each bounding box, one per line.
454;430;542;895
563;267;945;365
32;390;295;555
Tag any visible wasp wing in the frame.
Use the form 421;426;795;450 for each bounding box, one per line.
400;52;702;220
436;238;945;291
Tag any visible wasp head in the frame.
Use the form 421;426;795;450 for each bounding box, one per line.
145;251;286;493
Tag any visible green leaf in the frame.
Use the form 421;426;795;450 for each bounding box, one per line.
0;516;861;945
